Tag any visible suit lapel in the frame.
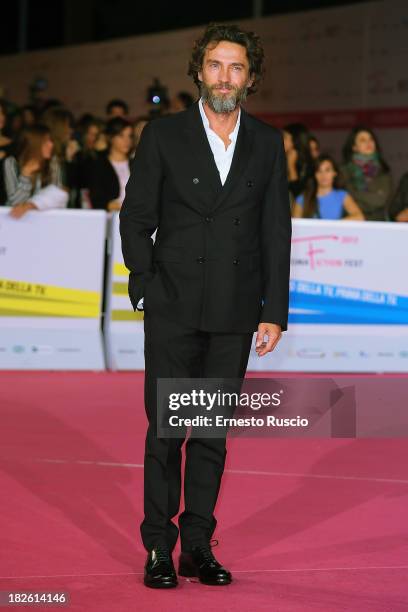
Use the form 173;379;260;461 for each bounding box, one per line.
185;102;223;198
184;102;254;213
209;109;254;214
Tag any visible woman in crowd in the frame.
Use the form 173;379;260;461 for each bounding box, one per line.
89;117;133;211
94;119;108;152
293;154;364;220
308;135;321;160
131;116;149;159
340;126;392;221
71;114;102;208
388;171;408;222
283;122;314;205
41;106;79;204
3;124;68;218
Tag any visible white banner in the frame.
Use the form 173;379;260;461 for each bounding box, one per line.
0;208;106;370
248;219;408;372
106;217;408;373
8;212;401;373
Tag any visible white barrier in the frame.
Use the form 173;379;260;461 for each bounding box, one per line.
104;213;145;370
1;210;407;372
0;208;106;370
104;216;408;373
248;220;408;372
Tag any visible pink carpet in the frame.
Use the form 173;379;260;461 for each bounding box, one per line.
0;372;407;611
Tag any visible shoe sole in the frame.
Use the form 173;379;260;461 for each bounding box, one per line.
144;580;178;589
178;567;232;585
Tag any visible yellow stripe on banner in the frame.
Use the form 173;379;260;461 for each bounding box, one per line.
0;278;99;305
113;263;130;277
112;282;129;295
111;309;144;321
0;308;89;318
0;297;99;318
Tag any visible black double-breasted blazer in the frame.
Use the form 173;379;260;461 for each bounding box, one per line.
119;101;291;333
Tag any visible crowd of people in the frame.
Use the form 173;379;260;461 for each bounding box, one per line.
1;94;407;222
284;123;407;222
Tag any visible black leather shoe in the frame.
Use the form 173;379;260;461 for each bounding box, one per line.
178;539;232;585
144;546;178;588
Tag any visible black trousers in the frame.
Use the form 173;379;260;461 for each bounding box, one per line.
141;310;253;553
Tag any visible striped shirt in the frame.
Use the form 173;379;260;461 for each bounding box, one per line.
3;155;64;207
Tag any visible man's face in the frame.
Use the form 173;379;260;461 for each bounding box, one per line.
109;106;126;118
198;40;254;113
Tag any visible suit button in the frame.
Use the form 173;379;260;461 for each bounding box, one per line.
233;258;240;265
233;217;240;225
196;256;205;264
205;216;213;222
247;180;253;187
193;177;200;184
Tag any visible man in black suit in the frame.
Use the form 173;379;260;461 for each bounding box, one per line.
119;23;291;588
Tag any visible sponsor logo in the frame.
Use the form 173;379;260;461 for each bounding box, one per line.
291;233;362;271
296;348;326;359
31;345;53;354
12;345;25;354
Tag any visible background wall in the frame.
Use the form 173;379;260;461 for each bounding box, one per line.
1;0;407;179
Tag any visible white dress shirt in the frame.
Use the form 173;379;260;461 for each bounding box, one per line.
198;96;241;185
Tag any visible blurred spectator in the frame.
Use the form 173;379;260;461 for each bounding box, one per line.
21;105;37;127
71;114;102;208
170;91;195;113
131;116;149;157
3;124;68;218
293;154;363;220
77;114;101;152
388;172;408;222
41;99;64;113
94;121;108;152
42;106;77;163
7;108;24;140
283;122;314;201
308;135;321;160
89;117;133;211
0;100;14;206
340;126;392;221
106;99;129;119
42;106;79;204
0;100;13;152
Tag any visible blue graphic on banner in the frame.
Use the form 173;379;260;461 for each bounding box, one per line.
289;280;408;324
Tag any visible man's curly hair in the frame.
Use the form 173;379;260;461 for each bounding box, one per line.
188;23;265;96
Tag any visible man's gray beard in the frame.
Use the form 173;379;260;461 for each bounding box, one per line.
200;82;248;113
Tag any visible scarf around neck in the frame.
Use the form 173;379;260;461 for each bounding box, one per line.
348;151;382;191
